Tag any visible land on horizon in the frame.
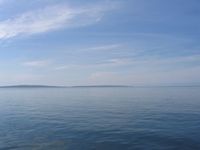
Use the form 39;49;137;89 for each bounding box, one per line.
0;85;132;88
0;85;200;88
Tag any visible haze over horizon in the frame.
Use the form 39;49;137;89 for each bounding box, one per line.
0;0;200;86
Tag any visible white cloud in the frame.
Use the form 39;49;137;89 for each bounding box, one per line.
0;2;116;39
54;65;70;70
54;64;78;70
102;58;132;66
53;54;200;72
88;44;122;51
54;58;131;71
22;60;50;67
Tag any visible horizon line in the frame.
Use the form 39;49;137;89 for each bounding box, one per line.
0;84;200;88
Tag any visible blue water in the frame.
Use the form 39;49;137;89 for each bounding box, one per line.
0;87;200;150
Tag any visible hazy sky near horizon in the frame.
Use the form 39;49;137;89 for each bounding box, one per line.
0;0;200;86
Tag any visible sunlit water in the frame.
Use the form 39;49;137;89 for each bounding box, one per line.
0;87;200;150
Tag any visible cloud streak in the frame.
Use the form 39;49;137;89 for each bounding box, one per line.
88;44;122;51
52;53;200;75
22;60;51;67
0;2;115;39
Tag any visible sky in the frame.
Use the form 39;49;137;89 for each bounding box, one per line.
0;0;200;86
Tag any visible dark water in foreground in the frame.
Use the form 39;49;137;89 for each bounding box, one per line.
0;87;200;150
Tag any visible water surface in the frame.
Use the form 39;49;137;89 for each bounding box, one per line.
0;87;200;149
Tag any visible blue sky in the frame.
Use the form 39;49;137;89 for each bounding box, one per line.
0;0;200;86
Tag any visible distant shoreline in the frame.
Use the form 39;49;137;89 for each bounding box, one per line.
0;85;200;88
0;85;132;88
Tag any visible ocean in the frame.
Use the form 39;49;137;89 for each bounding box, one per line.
0;87;200;150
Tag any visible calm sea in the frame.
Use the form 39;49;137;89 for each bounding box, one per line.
0;87;200;150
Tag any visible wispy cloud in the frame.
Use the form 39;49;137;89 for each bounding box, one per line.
101;58;132;66
0;2;116;39
54;58;131;71
54;64;78;70
88;44;122;51
53;53;200;72
22;60;51;67
127;54;200;67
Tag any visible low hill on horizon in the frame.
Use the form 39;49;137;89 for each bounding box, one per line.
0;85;132;88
